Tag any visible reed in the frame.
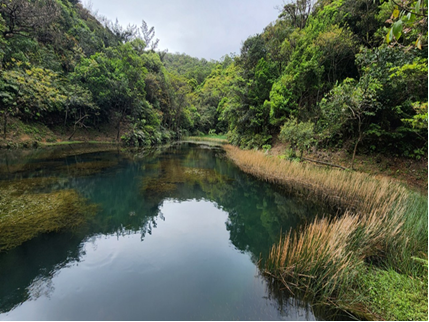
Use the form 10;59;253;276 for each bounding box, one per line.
264;207;404;304
223;145;408;214
223;145;427;318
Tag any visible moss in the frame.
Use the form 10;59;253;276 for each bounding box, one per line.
0;177;97;252
0;161;65;176
0;177;62;193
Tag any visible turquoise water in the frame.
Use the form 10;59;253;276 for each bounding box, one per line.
0;143;323;320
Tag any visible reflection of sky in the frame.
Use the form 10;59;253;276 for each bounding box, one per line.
0;200;316;321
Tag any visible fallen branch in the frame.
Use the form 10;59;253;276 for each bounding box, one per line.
302;157;348;170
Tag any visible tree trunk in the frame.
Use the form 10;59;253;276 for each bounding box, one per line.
351;116;362;170
68;127;76;141
3;112;8;139
116;109;125;142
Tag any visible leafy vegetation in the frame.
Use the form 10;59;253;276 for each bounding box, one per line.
0;0;426;158
357;265;428;320
0;0;427;319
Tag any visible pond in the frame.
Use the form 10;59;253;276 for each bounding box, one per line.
0;143;326;320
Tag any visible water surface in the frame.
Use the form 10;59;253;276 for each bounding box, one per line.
0;143;323;320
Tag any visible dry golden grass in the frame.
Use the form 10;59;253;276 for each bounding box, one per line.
223;145;408;215
223;144;416;315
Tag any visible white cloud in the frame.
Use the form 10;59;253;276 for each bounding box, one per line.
88;0;281;60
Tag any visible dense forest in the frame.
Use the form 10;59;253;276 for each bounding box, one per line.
0;0;427;160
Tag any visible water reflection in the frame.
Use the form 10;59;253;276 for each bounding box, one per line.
0;143;325;320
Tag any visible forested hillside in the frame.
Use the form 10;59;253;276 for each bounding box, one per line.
0;0;427;161
0;0;212;146
194;0;427;161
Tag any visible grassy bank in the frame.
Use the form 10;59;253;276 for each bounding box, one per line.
224;145;428;320
183;135;228;145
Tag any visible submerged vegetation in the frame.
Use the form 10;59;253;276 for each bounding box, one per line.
0;177;97;252
141;157;232;199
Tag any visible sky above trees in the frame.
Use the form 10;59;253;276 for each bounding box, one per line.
86;0;282;60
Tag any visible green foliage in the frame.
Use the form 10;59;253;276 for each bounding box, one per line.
383;0;428;49
402;102;428;130
1;62;67;119
318;76;381;139
163;53;216;85
0;0;427;159
358;267;428;321
279;117;315;158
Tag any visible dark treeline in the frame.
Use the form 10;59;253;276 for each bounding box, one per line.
0;0;427;159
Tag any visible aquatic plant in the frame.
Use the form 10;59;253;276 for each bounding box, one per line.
223;145;408;214
57;160;119;177
0;178;97;252
141;158;232;199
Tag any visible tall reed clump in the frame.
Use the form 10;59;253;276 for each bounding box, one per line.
265;207;405;310
223;145;409;214
223;145;427;317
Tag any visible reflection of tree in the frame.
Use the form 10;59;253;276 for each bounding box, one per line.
0;142;326;315
262;276;349;320
0;231;84;313
134;143;325;262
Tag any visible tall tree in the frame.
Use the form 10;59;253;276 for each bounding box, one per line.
0;0;60;39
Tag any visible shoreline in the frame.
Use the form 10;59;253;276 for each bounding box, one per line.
222;144;428;321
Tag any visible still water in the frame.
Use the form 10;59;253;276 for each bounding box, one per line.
0;143;323;320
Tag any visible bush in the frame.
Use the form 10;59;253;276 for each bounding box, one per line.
279;117;315;158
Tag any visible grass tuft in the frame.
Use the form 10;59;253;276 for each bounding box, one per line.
224;144;428;319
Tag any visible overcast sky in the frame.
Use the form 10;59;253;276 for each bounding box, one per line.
87;0;283;61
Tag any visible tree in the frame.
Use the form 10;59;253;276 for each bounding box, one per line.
0;0;60;39
318;76;382;169
0;62;67;138
73;42;148;140
104;19;138;44
279;117;315;159
165;73;193;137
62;84;98;140
279;0;318;29
140;20;159;51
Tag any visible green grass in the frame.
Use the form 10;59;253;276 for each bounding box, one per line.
40;141;84;146
357;266;428;321
183;135;228;144
198;134;227;140
40;140;117;146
